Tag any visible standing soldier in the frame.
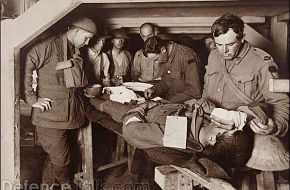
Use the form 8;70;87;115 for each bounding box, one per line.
23;17;97;189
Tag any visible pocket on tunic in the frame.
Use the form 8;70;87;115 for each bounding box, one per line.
207;70;219;86
236;74;255;96
36;97;69;122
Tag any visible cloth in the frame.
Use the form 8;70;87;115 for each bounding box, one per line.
36;126;72;185
107;49;133;82
88;99;231;179
24;33;86;129
89;98;138;122
132;49;164;82
63;53;88;88
151;42;202;103
203;41;289;137
83;48;110;85
123;103;192;149
105;86;139;104
143;147;230;179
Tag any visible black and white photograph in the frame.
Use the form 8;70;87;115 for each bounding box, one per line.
1;0;289;189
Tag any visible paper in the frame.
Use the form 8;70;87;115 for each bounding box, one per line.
163;116;187;149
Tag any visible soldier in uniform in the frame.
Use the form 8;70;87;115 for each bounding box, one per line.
143;36;203;103
204;13;289;138
23;17;96;189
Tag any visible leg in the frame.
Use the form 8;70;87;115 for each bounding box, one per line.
36;127;71;187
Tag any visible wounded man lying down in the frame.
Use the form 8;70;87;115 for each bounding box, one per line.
121;98;255;179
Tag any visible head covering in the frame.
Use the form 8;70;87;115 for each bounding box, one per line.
246;134;289;171
70;17;97;35
111;28;129;39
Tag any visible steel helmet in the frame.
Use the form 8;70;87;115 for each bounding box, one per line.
246;134;289;171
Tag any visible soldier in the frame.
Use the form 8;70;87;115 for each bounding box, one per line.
23;17;96;189
204;13;289;137
143;36;203;103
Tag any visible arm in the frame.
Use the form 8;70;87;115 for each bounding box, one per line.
254;65;289;137
24;40;54;111
131;51;142;81
124;51;133;82
202;52;215;100
102;53;111;86
167;50;202;103
122;104;164;149
24;41;50;105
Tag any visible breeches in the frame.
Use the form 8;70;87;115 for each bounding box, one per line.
36;126;79;184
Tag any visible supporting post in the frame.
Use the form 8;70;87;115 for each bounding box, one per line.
75;122;94;190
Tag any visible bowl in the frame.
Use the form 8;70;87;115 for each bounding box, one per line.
85;84;102;97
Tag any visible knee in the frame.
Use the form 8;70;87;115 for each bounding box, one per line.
122;124;137;146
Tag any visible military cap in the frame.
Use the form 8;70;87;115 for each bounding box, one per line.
70;17;97;35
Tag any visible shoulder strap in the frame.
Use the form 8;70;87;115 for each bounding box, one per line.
221;60;253;104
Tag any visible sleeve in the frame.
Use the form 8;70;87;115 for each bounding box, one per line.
257;64;289;137
23;41;51;105
167;50;202;103
132;51;142;81
202;52;216;100
102;53;111;81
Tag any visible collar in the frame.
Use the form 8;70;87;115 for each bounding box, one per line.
233;41;250;65
67;38;75;55
88;48;100;57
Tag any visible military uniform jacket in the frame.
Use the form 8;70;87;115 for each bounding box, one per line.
203;42;289;137
24;33;86;129
122;103;186;149
152;42;202;103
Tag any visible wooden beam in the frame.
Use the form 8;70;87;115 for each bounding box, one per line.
155;165;193;190
79;122;94;190
155;165;236;190
171;165;236;190
95;159;128;172
12;0;81;49
83;0;242;3
1;21;19;186
277;11;289;22
271;16;289;77
107;16;265;27
244;24;273;55
269;79;290;93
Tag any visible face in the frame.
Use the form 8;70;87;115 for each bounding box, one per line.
140;25;155;42
199;123;228;147
214;29;244;60
204;37;216;51
92;38;106;52
112;38;125;49
71;29;94;48
146;47;168;63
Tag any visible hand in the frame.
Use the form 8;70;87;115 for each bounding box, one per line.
250;118;276;135
144;88;155;99
103;80;111;87
210;108;235;130
32;97;54;112
83;90;95;98
55;60;73;70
